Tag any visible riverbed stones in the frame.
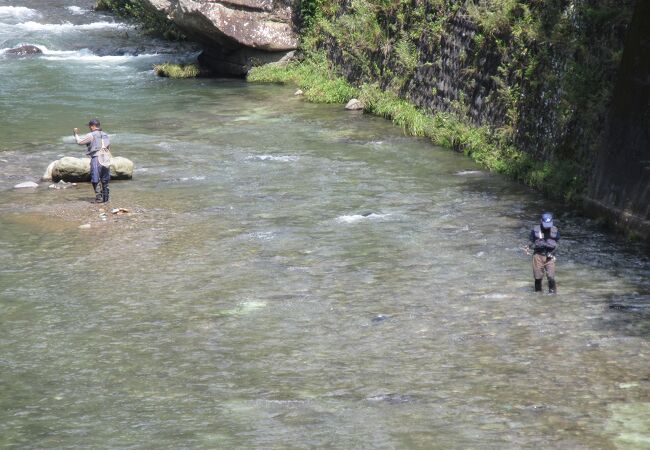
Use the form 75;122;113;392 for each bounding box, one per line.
42;156;134;182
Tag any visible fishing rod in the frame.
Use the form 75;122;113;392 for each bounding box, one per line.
521;244;556;266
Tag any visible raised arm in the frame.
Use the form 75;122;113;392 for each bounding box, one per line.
73;128;93;145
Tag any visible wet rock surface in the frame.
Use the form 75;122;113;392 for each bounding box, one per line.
4;44;43;57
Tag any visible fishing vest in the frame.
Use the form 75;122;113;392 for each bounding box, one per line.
87;130;109;156
533;225;558;240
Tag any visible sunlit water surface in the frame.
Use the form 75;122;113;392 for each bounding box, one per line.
1;1;649;448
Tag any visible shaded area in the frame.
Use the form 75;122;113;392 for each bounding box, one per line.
585;0;650;241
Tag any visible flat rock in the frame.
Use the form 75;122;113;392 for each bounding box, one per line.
14;181;39;189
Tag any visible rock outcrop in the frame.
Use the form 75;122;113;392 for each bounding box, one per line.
42;157;134;182
141;0;299;75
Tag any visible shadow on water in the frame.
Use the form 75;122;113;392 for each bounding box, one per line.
600;293;650;338
457;170;650;339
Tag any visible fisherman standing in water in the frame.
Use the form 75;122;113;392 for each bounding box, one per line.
74;118;110;203
529;212;560;293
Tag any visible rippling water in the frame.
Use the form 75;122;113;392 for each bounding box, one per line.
1;1;649;448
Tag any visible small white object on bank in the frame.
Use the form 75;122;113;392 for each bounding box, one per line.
294;89;303;96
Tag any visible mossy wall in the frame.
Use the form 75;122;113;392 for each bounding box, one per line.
306;0;633;198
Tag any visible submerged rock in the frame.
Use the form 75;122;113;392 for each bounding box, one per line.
371;314;388;323
367;393;414;404
5;45;42;57
42;156;134;182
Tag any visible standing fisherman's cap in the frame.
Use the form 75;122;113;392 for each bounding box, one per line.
541;212;554;229
88;118;100;127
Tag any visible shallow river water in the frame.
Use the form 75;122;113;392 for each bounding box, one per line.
1;1;649;448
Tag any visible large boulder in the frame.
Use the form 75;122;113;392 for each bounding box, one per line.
140;0;299;75
42;156;134;182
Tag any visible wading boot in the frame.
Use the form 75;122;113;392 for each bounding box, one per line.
534;279;542;292
102;185;109;203
92;182;103;203
548;277;557;294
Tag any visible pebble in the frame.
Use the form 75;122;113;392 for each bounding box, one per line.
48;180;76;190
79;223;91;229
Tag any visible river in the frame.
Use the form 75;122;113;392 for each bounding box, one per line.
1;1;649;448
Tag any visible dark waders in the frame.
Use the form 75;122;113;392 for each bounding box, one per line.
533;253;556;293
90;156;110;203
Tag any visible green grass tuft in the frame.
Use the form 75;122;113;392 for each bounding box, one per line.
248;54;357;104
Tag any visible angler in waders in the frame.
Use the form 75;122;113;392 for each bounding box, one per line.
74;118;110;203
528;212;560;293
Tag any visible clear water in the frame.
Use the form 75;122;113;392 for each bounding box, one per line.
1;2;649;448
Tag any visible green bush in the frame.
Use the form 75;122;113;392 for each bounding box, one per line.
95;0;183;39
